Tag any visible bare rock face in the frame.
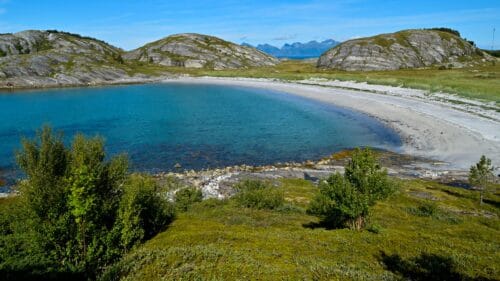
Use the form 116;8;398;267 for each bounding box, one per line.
0;30;132;88
317;29;491;71
124;33;279;69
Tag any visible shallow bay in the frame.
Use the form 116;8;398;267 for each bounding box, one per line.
0;83;401;174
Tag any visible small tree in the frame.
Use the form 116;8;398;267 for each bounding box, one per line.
308;148;395;230
9;126;174;278
469;155;494;205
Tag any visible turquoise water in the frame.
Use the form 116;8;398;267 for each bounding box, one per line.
0;83;401;177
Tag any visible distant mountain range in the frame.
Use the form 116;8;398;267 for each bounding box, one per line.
243;39;340;59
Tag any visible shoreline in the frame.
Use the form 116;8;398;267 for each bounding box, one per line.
1;75;499;171
2;77;499;196
162;76;500;170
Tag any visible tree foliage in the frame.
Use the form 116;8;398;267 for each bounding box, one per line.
0;126;174;280
118;174;175;249
469;155;494;205
308;148;395;230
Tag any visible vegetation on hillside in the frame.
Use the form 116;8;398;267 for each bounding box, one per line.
103;178;499;280
426;27;461;37
44;30;117;49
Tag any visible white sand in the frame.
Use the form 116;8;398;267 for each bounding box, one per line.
162;77;500;170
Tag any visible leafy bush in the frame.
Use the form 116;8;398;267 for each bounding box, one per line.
118;174;175;249
0;126;174;280
367;223;383;234
174;187;203;211
308;148;395;230
233;180;284;210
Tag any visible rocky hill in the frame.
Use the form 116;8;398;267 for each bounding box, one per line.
317;29;492;71
0;30;137;88
123;33;278;69
0;31;279;88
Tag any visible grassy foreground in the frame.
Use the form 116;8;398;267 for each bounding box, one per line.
105;179;499;281
125;60;500;104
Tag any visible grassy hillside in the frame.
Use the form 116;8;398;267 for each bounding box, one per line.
105;179;499;281
126;60;500;104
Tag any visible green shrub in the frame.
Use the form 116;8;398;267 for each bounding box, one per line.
308;148;395;230
233;180;284;210
367;223;383;234
118;174;175;249
0;126;174;279
418;201;438;217
407;201;438;217
174;187;203;211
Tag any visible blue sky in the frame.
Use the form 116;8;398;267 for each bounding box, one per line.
0;0;498;50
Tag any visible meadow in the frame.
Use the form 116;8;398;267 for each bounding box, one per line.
104;178;500;280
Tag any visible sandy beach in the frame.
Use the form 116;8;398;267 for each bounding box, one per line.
163;76;500;170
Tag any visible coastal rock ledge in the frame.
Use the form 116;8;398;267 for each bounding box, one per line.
317;29;493;71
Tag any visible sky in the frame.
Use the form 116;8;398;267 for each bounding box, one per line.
0;0;498;50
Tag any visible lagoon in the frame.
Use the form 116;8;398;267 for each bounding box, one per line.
0;83;401;174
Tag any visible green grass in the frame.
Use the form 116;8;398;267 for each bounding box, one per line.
125;60;500;104
106;179;500;281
